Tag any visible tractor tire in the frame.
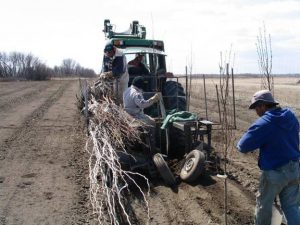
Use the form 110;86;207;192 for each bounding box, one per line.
153;153;176;186
163;81;187;111
180;150;205;182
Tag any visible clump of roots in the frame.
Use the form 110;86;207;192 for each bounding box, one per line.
82;78;150;225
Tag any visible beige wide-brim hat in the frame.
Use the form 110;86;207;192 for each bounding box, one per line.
249;90;279;109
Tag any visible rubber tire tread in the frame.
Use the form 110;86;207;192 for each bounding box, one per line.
153;153;176;186
180;150;205;182
163;81;186;111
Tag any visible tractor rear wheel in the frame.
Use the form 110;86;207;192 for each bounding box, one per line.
180;150;205;182
153;153;176;186
163;81;186;111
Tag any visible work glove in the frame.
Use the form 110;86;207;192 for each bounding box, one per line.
150;93;161;103
99;71;113;79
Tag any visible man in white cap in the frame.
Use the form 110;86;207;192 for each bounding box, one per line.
237;90;300;225
101;42;129;104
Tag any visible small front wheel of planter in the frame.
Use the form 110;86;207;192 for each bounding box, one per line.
153;153;176;186
180;150;205;182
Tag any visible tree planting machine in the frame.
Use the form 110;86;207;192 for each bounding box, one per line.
102;19;214;186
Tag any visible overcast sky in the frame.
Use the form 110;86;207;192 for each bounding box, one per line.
1;0;300;74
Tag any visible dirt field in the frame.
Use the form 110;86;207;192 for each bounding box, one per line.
0;77;299;224
0;80;91;225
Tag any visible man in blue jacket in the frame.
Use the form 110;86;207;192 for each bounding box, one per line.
237;89;300;225
102;43;129;104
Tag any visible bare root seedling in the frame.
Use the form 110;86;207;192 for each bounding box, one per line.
218;50;237;225
83;77;150;225
256;23;274;92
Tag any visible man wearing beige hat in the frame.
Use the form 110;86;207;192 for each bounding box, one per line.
237;90;300;225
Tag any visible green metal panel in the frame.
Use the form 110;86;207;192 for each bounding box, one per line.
110;38;165;51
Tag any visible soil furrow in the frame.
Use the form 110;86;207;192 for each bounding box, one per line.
0;82;52;111
0;84;35;98
0;80;92;225
0;82;35;96
0;82;69;162
0;82;70;215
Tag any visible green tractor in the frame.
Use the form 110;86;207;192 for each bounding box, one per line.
103;19;186;113
102;20;213;186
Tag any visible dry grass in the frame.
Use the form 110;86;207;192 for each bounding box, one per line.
182;76;300;124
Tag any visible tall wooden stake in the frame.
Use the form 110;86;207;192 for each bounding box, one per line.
231;68;236;129
203;75;208;120
185;66;189;111
215;84;221;124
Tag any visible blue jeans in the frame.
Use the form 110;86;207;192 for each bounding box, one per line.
255;160;300;225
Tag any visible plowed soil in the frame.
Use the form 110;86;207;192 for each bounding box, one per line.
0;80;91;225
1;77;298;225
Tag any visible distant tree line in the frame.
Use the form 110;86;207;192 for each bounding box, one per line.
0;52;51;80
0;52;96;80
53;58;96;78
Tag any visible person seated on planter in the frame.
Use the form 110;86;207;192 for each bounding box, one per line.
127;53;149;77
123;76;159;126
123;76;160;151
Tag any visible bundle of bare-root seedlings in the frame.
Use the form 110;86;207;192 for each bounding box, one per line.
82;77;150;225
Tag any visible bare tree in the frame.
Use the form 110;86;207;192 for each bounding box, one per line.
53;60;96;77
256;23;274;92
0;52;11;78
0;51;51;80
61;58;77;75
218;50;236;225
23;54;35;78
75;64;82;75
0;51;95;80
